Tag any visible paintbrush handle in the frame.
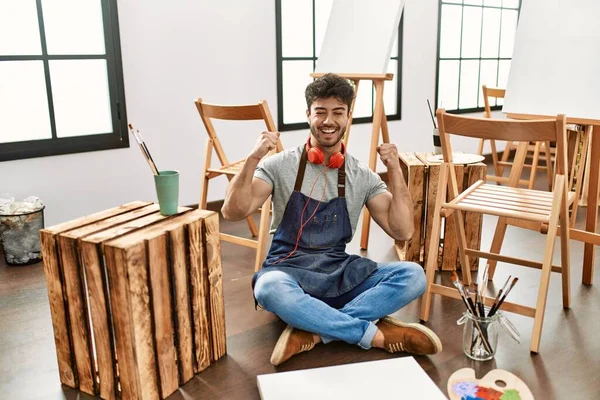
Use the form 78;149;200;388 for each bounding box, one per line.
487;289;503;317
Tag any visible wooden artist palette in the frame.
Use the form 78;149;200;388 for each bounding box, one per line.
447;368;534;400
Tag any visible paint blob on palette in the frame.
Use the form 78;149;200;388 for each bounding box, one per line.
447;368;534;400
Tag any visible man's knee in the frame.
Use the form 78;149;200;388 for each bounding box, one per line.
254;271;295;310
406;262;427;296
388;261;427;296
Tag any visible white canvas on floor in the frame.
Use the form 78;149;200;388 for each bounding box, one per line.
257;357;447;400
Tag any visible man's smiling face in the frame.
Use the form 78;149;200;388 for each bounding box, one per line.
307;97;349;149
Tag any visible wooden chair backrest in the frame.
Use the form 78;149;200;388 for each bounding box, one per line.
194;99;282;166
482;85;506;118
436;109;568;188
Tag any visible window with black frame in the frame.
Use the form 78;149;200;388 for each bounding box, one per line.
275;0;403;132
0;0;128;162
436;0;521;113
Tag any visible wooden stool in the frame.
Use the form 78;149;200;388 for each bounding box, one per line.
395;153;485;271
40;202;226;400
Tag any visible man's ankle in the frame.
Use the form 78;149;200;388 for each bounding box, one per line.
370;329;384;348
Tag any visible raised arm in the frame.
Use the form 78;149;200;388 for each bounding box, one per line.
221;131;279;221
366;143;414;241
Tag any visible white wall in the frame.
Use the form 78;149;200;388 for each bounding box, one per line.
0;0;484;226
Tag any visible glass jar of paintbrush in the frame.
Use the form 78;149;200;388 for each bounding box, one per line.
457;309;520;361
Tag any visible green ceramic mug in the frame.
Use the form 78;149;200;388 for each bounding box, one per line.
153;170;179;216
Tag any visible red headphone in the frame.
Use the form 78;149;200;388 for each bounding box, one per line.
305;137;345;169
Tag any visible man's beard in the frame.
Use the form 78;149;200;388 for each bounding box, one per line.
309;125;346;148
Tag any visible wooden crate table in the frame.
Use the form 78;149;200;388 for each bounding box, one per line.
395;153;486;271
40;202;226;400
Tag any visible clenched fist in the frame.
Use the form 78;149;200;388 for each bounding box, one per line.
249;131;280;161
377;143;400;171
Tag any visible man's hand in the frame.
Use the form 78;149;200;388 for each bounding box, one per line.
377;143;401;171
249;131;280;161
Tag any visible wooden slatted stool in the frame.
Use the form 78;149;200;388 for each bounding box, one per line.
40;203;226;400
394;152;485;271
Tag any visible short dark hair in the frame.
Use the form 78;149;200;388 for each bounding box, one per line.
305;73;355;112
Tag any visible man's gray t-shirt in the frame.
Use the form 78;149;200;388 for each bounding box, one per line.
254;144;388;237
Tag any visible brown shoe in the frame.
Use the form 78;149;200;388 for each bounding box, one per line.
376;316;442;355
270;325;316;366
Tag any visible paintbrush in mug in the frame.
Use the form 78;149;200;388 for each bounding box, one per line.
452;271;478;315
451;271;493;354
489;277;519;317
487;275;512;317
128;123;159;175
474;283;485;317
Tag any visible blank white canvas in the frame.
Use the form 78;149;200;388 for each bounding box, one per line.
503;0;600;121
257;357;448;400
314;0;406;74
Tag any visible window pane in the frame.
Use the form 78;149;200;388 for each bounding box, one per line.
315;0;333;57
478;60;498;107
496;59;511;105
0;61;51;143
442;0;462;4
0;0;42;55
481;8;501;58
502;0;520;8
439;5;462;58
384;60;398;115
282;0;313;57
464;0;483;5
49;60;112;137
42;0;105;55
484;0;502;5
461;6;482;58
282;61;313;124
499;9;518;58
438;60;460;110
459;60;479;109
353;80;373;118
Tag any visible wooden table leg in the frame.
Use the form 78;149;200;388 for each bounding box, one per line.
583;125;599;284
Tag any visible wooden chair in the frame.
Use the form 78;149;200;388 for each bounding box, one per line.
195;99;283;272
479;85;553;190
420;109;572;353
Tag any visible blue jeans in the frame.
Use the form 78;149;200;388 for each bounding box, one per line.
253;262;426;349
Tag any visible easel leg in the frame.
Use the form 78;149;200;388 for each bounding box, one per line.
344;79;360;147
360;80;388;249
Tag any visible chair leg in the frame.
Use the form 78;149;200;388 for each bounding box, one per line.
477;139;485;156
254;197;272;272
528;142;541;189
490;140;501;179
530;177;564;353
559;179;571;309
486;217;509;281
570;129;590;227
452;208;472;286
420;164;449;322
499;141;513;176
544;141;554;191
200;138;213;209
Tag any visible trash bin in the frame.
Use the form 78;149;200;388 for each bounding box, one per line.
0;206;45;265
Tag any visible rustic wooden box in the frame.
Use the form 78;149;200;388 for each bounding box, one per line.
40;202;226;400
394;153;485;271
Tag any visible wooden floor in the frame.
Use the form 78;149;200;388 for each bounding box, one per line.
2;189;600;399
